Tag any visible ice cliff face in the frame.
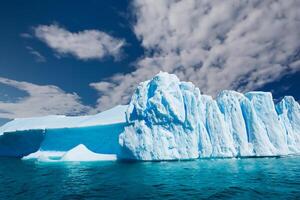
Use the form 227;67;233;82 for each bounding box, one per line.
0;72;299;161
119;73;200;160
276;96;300;153
216;91;252;157
245;92;289;155
119;72;300;160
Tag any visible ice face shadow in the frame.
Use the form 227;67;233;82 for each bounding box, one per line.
0;130;45;157
40;123;126;154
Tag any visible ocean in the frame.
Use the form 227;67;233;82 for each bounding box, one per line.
0;156;299;199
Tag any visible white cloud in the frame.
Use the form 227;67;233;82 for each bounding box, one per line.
91;0;300;111
0;77;92;119
34;24;125;61
5;1;299;116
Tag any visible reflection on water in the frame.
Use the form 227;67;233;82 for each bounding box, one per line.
0;156;300;199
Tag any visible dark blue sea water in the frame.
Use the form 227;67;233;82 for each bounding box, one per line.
0;156;300;200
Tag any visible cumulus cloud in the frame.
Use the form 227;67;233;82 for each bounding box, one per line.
34;24;125;61
91;0;300;111
0;77;92;119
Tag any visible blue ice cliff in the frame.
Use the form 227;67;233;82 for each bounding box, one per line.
0;72;299;161
119;73;200;160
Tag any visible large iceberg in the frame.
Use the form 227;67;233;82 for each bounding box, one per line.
119;73;200;160
0;72;299;161
119;72;300;160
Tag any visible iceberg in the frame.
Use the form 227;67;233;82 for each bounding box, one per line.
119;73;199;160
119;72;300;160
0;105;127;158
0;72;299;161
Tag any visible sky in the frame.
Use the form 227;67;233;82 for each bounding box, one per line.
0;0;299;124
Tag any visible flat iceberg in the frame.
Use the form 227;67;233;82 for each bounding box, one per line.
0;106;127;158
0;72;299;161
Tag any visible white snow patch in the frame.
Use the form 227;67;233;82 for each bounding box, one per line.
61;144;117;161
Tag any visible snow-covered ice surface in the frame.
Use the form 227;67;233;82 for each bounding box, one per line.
0;105;127;135
0;72;300;161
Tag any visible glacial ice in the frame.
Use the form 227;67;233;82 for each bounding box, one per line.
0;105;127;134
216;91;253;156
23;151;65;161
119;72;300;160
245;92;289;155
205;95;237;157
23;144;117;162
119;73;199;160
276;96;300;153
0;106;127;158
61;144;117;162
0;72;300;161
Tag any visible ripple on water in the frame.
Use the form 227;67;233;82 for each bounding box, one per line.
0;157;300;199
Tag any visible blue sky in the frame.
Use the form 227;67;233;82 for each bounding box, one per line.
0;0;142;105
0;0;299;123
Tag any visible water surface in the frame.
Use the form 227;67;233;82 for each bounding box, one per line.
0;156;300;199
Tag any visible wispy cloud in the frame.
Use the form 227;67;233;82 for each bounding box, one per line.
34;24;126;61
0;77;92;119
90;0;300;111
26;46;46;63
20;33;33;39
